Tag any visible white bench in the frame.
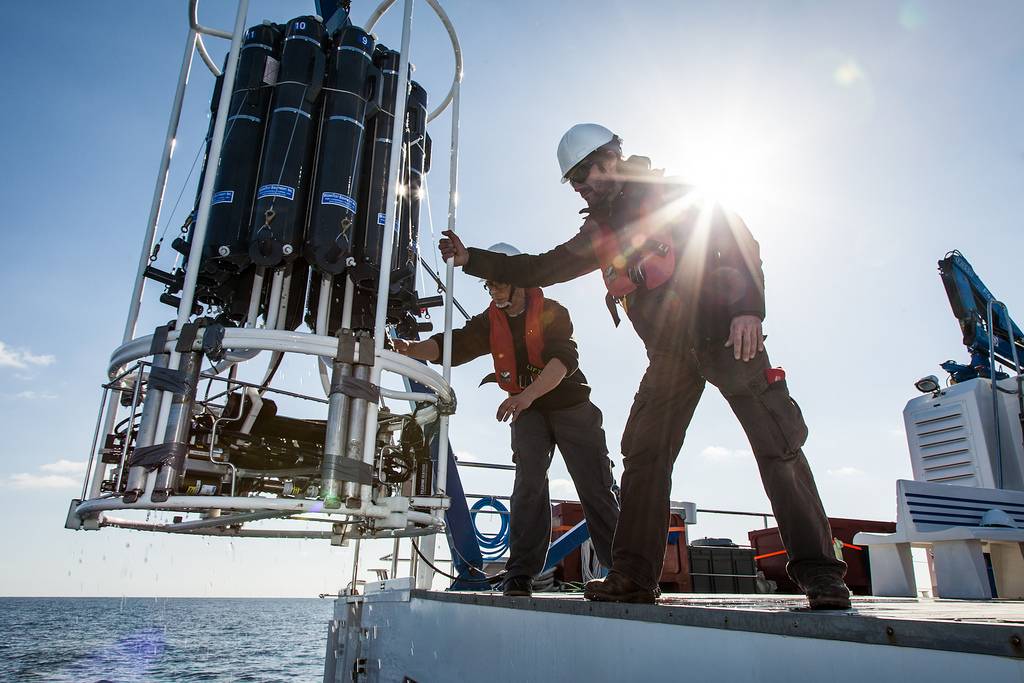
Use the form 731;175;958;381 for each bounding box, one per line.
854;479;1024;599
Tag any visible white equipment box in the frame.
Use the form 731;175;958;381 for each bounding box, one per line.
903;376;1024;490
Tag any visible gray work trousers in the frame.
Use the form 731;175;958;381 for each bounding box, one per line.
614;343;846;590
504;399;620;580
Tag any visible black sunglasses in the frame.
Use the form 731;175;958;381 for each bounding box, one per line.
566;158;597;184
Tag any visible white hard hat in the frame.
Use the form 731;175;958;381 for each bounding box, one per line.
557;123;617;183
487;242;521;257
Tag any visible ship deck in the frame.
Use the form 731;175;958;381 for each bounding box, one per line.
438;591;1024;658
326;584;1024;682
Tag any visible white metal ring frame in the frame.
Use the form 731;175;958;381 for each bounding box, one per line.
71;0;464;547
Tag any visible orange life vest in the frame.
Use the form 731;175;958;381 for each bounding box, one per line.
590;222;676;299
488;287;546;394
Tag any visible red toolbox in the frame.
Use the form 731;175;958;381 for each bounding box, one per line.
553;502;691;591
748;517;896;595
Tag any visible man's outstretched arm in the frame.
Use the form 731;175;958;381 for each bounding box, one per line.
439;229;599;288
393;312;491;366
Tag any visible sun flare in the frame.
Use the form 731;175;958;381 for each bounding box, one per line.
663;123;785;215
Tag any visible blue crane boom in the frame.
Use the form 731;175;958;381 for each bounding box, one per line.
938;251;1024;382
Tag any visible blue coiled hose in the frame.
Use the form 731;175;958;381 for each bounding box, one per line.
470;496;510;561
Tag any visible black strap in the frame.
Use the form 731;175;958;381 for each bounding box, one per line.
605;293;621;328
175;322;202;353
337;331;357;362
338;376;380;402
336;331;375;366
356;336;374;365
323;457;374;485
128;442;188;470
150;325;170;355
149;366;195;396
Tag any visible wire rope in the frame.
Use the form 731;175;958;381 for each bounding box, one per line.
410;538;503;585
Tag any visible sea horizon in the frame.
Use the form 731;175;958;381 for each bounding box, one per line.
0;596;335;682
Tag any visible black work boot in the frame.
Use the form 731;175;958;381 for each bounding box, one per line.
502;575;533;597
804;575;851;610
584;571;659;604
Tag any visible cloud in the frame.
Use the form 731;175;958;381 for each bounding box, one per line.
700;446;753;461
0;341;55;370
40;459;87;475
549;478;578;500
827;466;864;477
12;390;58;400
7;473;81;490
3;459;86;490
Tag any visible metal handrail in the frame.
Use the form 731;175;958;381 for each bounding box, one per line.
456;459;516;472
364;0;463;123
697;507;775;530
463;493;775;529
189;0;232;76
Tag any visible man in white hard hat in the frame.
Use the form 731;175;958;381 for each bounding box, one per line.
437;124;850;609
394;242;619;598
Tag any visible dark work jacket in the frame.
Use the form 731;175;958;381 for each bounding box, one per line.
463;157;766;354
427;296;592;411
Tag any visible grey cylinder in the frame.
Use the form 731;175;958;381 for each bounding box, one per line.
321;357;354;507
122;353;169;503
151;351;204;503
342;362;372;502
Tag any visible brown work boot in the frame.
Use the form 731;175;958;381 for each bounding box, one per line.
804;575;851;610
584;571;659;604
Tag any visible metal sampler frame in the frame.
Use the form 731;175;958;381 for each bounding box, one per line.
68;0;464;557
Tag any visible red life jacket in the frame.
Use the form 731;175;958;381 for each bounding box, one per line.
488;287;546;394
586;175;680;326
590;222;676;299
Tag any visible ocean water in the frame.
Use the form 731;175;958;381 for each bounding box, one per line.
0;597;335;682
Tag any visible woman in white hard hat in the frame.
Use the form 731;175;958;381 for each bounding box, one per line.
394;242;619;598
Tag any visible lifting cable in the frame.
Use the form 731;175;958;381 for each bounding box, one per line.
410;538;503;585
419;143;441;281
149;141;206;265
417;133;469;320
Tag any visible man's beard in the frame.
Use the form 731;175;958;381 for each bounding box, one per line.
585;180;615;207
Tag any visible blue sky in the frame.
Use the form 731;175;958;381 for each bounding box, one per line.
1;0;1022;596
